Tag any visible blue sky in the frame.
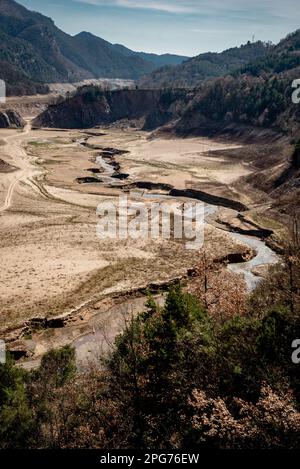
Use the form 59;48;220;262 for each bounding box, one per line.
18;0;300;56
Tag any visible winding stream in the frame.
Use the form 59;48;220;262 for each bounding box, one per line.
89;144;280;292
228;233;279;290
96;155;115;179
139;192;278;291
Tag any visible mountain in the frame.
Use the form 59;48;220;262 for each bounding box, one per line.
239;29;300;76
36;28;300;142
138;41;270;88
0;0;274;97
0;0;155;82
113;44;189;67
71;32;153;79
33;28;300;219
0;0;89;83
172;30;300;140
0;0;187;95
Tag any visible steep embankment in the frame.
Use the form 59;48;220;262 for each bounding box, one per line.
33;88;189;129
0;109;25;127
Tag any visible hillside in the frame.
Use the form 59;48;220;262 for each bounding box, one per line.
0;0;89;83
71;32;153;79
0;59;49;96
0;0;155;83
138;41;270;88
172;29;300;140
0;0;189;95
35;70;300;142
240;29;300;76
0;108;25;127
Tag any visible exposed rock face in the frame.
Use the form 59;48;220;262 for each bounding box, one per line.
34;89;164;129
0;109;25;128
33;88;188;130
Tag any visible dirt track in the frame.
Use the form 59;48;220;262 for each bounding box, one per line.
0;122;35;212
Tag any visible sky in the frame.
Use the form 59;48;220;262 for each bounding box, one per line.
18;0;300;56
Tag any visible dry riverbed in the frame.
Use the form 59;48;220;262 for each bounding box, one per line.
0;122;279;365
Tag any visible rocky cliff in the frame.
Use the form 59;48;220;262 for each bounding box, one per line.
33;87;187;129
0;109;25;128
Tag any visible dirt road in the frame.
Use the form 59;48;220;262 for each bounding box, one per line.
0;122;41;213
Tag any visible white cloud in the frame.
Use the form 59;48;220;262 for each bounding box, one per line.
76;0;196;14
75;0;300;18
117;0;194;13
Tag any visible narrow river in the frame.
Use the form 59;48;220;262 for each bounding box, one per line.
228;233;279;290
92;144;279;292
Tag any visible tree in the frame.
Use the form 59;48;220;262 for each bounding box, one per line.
0;355;33;448
28;346;76;448
251;216;300;317
189;252;247;321
107;285;212;447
